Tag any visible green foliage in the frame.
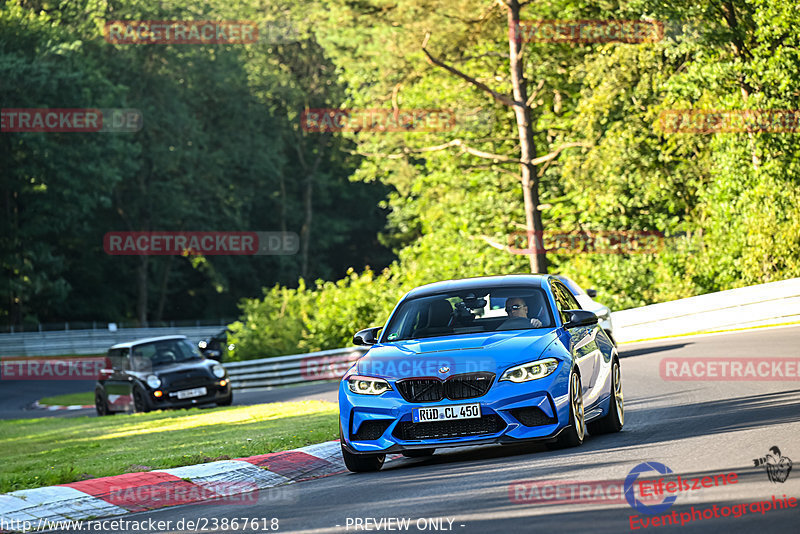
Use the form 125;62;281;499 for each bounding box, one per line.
4;0;799;354
228;268;400;359
1;0;391;327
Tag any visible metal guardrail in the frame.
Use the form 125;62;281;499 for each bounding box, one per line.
224;346;368;389
611;277;800;343
0;326;227;357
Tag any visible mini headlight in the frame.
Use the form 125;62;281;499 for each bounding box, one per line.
347;376;392;395
500;358;559;383
146;375;161;388
212;364;226;378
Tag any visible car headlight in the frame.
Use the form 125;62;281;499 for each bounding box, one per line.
500;358;559;383
146;375;161;388
347;376;392;395
212;364;226;378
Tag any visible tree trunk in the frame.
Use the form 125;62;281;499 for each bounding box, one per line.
136;254;149;326
279;173;287;234
294;134;326;280
300;174;313;279
507;1;548;273
154;255;174;322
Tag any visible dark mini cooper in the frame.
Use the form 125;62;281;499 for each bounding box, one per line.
95;335;233;415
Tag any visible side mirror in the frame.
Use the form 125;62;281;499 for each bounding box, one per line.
563;309;598;329
586;288;597;298
353;326;382;346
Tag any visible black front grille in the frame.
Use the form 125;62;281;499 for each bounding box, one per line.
164;370;211;390
351;420;393;441
396;373;495;403
393;415;505;440
511;407;557;427
444;372;495;399
396;379;444;402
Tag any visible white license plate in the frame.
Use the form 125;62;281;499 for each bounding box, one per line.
176;387;207;399
413;403;481;423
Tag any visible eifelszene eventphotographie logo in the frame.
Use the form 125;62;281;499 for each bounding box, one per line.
753;446;792;483
624;462;678;515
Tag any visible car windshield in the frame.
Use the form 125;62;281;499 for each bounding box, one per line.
381;286;554;342
130;339;203;371
556;276;586;297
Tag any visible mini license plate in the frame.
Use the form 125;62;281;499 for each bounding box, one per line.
176;386;207;399
412;403;481;423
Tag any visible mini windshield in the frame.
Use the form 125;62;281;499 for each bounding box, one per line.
381;286;554;342
130;339;203;371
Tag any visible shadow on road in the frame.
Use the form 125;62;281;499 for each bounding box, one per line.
618;343;692;359
625;388;800;444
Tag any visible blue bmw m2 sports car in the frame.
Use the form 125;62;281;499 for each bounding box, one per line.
339;274;623;472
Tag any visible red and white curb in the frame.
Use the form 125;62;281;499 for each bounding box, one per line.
31;401;93;411
0;441;401;529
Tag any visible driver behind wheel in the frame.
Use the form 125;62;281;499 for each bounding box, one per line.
499;296;544;330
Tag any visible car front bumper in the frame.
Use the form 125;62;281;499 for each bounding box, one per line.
150;380;232;408
339;361;573;455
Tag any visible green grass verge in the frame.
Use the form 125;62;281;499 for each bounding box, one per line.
0;400;338;493
38;391;94;406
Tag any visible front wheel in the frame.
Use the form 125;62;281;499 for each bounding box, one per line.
340;432;385;473
588;359;624;435
132;387;151;413
548;370;585;449
95;391;112;416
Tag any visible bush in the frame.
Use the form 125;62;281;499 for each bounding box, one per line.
227;268;402;360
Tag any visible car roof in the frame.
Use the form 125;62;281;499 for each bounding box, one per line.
405;274;553;299
110;335;187;349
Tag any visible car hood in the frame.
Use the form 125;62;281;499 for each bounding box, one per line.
129;359;212;377
356;330;558;380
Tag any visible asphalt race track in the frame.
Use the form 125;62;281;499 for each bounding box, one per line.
48;325;800;533
0;378;96;419
0;375;339;419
